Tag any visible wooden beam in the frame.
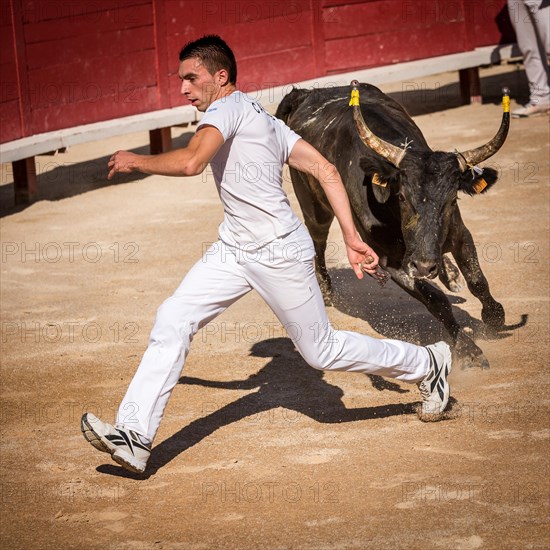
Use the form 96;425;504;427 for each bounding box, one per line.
13;157;37;204
459;67;482;104
149;127;172;154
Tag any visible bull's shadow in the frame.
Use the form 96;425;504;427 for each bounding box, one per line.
327;267;518;345
97;337;418;479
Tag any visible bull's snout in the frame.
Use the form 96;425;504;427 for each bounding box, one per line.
408;259;439;279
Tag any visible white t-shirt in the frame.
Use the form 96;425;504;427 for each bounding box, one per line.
197;91;302;249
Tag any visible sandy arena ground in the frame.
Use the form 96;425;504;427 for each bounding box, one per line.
1;64;549;549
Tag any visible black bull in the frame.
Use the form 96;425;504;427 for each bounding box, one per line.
276;82;510;369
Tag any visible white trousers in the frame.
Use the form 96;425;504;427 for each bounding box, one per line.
508;0;550;104
117;224;430;442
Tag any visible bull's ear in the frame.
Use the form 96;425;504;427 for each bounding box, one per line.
459;167;498;196
370;173;392;203
359;157;400;204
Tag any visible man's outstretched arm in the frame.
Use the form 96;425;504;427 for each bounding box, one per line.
107;125;224;179
288;138;379;279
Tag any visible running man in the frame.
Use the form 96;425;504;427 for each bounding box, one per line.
81;35;452;474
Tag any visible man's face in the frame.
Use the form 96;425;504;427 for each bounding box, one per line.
178;57;222;112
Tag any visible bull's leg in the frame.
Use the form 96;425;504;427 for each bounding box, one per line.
451;228;505;329
304;213;334;305
313;235;333;305
289;169;335;305
385;267;489;369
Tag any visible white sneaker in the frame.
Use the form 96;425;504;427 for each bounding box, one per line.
511;102;550;118
81;412;151;473
417;342;452;420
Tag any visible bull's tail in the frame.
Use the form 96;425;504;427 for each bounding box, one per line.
275;87;311;123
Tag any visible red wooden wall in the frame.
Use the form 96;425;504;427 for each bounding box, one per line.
1;0;514;144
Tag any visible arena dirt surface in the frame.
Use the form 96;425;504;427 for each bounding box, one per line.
1;65;549;549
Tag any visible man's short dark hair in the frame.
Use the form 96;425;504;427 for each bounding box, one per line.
179;35;237;85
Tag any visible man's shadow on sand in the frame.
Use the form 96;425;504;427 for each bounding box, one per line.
98;337;421;479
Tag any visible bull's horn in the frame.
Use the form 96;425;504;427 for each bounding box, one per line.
349;80;407;167
456;87;511;172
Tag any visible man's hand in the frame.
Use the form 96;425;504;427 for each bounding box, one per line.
345;235;379;279
108;151;143;180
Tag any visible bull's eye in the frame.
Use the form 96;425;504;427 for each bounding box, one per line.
397;192;406;202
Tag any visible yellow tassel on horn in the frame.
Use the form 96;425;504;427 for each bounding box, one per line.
349;89;359;107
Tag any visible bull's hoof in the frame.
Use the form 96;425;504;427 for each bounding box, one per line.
440;255;465;293
446;278;465;293
454;331;490;369
455;352;490;370
482;301;505;330
471;354;490;370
